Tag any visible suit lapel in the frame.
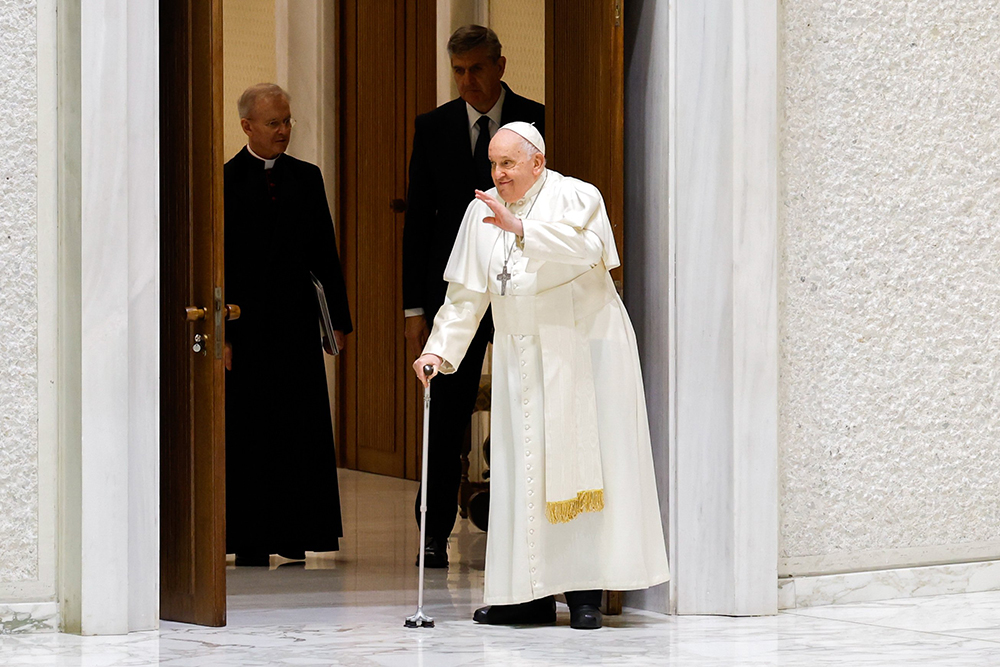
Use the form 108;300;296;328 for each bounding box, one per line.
447;99;476;191
500;83;521;126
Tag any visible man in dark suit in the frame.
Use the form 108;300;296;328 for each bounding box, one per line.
225;83;352;566
402;26;545;568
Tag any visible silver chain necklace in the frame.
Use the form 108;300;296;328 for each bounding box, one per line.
497;173;546;296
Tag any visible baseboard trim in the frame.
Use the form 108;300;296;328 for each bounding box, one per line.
0;601;60;634
779;559;1000;609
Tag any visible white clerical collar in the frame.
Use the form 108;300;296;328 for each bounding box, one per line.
247;144;280;169
505;169;548;213
467;85;506;131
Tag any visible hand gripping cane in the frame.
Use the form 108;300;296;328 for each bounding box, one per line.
405;364;437;629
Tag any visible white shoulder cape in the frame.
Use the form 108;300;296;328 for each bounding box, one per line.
442;169;621;292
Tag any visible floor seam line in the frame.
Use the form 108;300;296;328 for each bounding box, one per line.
783;611;1000;642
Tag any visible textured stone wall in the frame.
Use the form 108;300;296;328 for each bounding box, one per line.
780;1;1000;571
223;0;276;160
0;0;38;583
489;0;545;104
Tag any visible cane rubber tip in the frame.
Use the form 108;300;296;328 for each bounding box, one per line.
404;619;417;628
423;364;435;377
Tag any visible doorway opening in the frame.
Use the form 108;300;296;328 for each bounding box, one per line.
160;0;623;627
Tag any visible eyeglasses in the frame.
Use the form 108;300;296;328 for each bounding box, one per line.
255;117;296;130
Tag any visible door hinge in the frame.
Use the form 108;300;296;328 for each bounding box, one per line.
615;1;621;27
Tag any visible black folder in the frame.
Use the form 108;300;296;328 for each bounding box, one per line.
310;271;340;356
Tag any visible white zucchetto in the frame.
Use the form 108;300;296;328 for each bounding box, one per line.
499;121;545;156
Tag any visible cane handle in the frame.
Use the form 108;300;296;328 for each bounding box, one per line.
423;364;435;378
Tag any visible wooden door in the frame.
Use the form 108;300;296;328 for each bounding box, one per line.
337;0;436;479
160;0;228;626
546;0;625;286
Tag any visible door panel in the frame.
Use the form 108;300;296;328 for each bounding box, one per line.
546;0;625;285
338;0;436;479
160;0;227;626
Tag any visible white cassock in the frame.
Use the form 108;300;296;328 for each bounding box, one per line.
424;168;670;605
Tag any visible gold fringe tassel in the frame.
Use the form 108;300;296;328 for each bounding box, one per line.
545;489;605;524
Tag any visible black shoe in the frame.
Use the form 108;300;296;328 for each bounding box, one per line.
278;551;306;561
415;537;449;568
235;552;270;567
569;604;602;629
473;597;556;625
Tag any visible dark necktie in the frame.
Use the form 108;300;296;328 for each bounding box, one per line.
473;115;493;190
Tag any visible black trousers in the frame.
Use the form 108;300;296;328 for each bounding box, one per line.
415;310;493;539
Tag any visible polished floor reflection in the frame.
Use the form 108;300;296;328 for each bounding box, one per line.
3;471;1000;665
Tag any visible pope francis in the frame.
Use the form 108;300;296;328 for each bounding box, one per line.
413;122;669;630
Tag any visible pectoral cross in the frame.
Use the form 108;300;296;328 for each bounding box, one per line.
497;264;512;296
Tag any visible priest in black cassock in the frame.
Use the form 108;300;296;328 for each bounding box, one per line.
224;83;352;567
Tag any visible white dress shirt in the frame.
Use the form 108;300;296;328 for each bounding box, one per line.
467;85;506;154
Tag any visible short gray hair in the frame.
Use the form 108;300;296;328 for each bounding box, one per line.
518;137;542;161
447;25;502;62
238;83;290;119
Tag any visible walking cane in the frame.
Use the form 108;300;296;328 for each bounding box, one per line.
405;364;436;629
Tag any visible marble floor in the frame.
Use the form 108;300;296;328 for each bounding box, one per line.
3;471;1000;665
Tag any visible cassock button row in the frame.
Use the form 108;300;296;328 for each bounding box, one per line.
531;567;537;574
522;374;527;379
526;464;532;471
518;335;524;340
525;437;531;443
528;490;534;496
529;543;535;548
526;451;531;457
529;529;535;535
524;399;529;405
521;360;526;366
529;516;535;522
528;503;534;510
525;425;530;430
530;554;536;560
524;412;529;418
527;478;533;484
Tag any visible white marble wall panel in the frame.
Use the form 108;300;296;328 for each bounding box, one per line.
0;0;40;586
779;0;1000;575
0;602;59;634
53;0;161;635
79;0;131;635
125;0;160;633
673;0;778;615
674;0;738;614
732;0;779;613
780;559;1000;610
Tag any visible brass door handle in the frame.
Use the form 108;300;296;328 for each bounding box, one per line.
187;304;239;321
